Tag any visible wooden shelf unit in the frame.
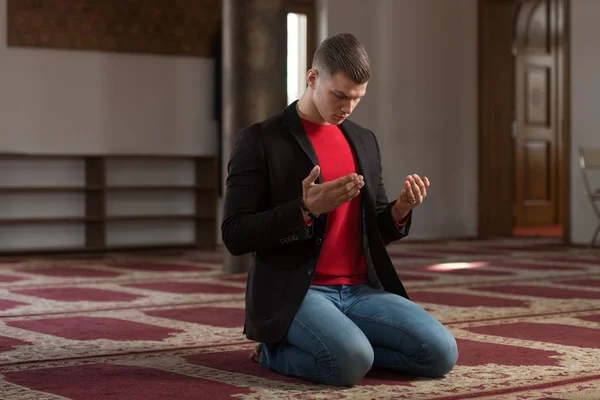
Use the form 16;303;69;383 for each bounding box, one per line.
0;153;218;255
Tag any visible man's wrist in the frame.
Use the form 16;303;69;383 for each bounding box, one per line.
392;202;411;222
300;196;319;219
301;208;312;223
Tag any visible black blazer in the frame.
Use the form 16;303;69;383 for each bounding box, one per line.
221;101;412;343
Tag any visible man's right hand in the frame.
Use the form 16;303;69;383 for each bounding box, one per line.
301;165;365;216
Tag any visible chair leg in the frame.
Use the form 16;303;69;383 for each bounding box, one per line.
593;223;600;247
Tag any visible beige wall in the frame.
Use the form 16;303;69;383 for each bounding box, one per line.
1;0;596;245
324;0;600;245
325;0;478;240
570;0;600;245
0;0;217;155
0;0;217;249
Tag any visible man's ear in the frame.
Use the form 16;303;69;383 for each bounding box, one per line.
306;69;318;88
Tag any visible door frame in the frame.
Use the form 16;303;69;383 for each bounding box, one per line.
477;0;571;243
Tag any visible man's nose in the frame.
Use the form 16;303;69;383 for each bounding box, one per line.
341;102;354;115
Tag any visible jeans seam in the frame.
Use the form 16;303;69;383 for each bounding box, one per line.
345;310;430;362
292;317;336;380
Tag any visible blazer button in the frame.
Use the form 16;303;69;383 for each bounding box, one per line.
308;268;315;275
316;237;322;245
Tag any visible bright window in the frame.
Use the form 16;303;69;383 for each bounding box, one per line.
287;13;308;105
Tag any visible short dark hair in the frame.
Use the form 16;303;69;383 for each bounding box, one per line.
312;33;371;84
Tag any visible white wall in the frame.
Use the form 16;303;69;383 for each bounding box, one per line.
321;0;600;245
0;0;218;250
13;0;597;247
0;0;217;155
570;0;600;245
325;0;478;240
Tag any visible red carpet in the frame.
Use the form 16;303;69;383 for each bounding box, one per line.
0;238;599;399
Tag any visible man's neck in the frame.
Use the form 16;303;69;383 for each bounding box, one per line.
297;93;328;125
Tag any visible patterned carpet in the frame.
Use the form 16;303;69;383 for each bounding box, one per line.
0;238;599;399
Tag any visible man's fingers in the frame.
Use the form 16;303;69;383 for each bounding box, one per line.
307;172;364;209
333;177;365;204
302;165;321;187
335;181;363;202
329;174;362;194
412;181;423;199
344;177;364;192
336;173;358;187
399;185;407;200
322;173;363;188
318;173;353;191
401;174;430;206
405;180;416;202
412;174;427;194
345;185;361;201
412;174;424;188
410;176;423;199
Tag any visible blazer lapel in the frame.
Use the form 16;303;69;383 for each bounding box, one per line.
283;101;323;184
339;120;371;189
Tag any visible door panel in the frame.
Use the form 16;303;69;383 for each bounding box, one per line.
525;67;549;125
515;0;560;226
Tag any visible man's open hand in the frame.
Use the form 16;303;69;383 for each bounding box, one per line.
393;174;430;220
302;166;364;216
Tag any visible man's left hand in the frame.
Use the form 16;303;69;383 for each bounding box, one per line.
392;174;430;221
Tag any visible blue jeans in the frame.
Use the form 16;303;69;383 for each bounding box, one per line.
258;284;458;387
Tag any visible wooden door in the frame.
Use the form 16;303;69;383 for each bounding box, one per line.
514;0;562;226
478;0;521;237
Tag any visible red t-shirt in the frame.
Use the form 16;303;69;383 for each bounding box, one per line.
301;119;368;285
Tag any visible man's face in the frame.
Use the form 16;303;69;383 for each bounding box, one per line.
309;69;368;125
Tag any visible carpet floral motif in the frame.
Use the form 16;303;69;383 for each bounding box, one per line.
0;238;599;399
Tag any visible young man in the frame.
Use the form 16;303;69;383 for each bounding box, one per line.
221;33;458;387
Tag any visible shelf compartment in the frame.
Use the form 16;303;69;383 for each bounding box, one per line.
0;217;93;225
0;187;103;193
105;215;198;221
105;185;200;191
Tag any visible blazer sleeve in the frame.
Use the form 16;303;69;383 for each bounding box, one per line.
372;132;412;245
221;127;313;256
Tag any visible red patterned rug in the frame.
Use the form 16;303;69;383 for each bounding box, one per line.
0;238;599;399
